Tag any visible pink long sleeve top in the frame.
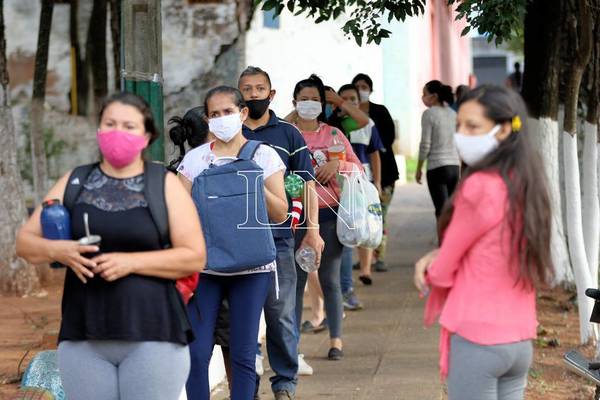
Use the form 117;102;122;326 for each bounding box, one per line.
298;123;363;209
424;171;538;379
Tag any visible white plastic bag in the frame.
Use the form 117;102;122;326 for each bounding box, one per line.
336;169;383;249
360;178;383;249
336;171;370;247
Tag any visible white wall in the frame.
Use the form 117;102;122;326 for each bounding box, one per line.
245;9;385;117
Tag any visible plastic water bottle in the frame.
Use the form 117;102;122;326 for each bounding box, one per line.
327;129;346;161
40;199;71;269
295;246;318;273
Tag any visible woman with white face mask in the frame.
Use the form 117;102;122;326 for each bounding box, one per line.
352;73;399;273
416;80;462;233
414;86;553;400
177;86;288;400
291;74;363;361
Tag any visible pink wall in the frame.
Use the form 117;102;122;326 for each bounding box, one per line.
422;0;472;91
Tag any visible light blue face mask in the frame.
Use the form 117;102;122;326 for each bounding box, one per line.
325;104;334;119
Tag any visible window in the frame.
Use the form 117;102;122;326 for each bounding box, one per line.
263;9;280;29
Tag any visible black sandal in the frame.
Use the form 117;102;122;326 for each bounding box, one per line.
359;275;373;285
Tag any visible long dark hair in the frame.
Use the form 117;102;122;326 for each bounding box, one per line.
293;74;327;122
99;92;159;144
440;85;553;287
425;80;454;105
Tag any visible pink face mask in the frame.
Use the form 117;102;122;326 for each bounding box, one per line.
97;130;148;168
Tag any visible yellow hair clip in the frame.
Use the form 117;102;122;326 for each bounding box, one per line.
512;116;522;132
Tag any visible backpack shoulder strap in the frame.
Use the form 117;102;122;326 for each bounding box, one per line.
237;140;263;161
63;163;97;211
144;161;171;249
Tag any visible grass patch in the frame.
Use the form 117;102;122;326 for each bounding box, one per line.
405;158;418;182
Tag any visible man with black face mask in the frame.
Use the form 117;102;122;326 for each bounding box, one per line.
239;66;323;400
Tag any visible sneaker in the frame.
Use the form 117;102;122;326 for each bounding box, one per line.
274;390;295;400
343;290;363;310
374;260;388;272
256;354;264;376
298;354;314;376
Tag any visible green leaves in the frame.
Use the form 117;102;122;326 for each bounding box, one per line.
254;0;523;46
448;0;526;45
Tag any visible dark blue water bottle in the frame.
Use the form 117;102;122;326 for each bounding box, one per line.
40;199;71;269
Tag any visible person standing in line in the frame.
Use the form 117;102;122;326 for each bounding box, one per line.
238;66;324;400
179;86;289;400
415;80;461;231
414;85;553;400
352;73;399;273
291;74;363;361
16;92;206;400
329;83;384;302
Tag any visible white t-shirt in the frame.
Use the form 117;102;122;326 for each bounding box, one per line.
178;141;285;276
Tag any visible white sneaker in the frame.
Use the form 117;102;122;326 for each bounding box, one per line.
256;354;264;376
298;354;313;376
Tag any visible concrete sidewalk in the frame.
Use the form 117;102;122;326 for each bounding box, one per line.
216;183;443;400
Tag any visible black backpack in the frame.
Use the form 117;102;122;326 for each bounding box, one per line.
63;161;171;249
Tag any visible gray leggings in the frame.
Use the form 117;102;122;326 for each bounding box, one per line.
295;219;344;339
448;335;533;400
58;340;190;400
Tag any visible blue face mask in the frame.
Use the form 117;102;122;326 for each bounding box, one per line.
325;104;334;120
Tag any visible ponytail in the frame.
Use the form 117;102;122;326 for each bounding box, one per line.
166;106;208;172
425;80;454;106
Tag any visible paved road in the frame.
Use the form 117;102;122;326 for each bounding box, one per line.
216;183;443;400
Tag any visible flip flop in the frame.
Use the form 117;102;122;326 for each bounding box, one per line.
300;319;327;333
359;275;373;285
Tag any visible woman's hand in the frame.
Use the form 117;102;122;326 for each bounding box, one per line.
415;169;423;185
301;231;325;267
92;253;137;282
414;249;439;293
51;240;99;283
325;89;344;107
315;160;340;185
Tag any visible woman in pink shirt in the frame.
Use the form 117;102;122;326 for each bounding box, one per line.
292;75;363;361
414;85;553;400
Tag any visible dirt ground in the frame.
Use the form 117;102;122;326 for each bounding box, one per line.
0;268;598;399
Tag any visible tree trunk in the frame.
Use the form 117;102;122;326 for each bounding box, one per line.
563;0;595;344
109;0;121;91
0;0;41;295
584;13;600;296
582;122;599;279
522;0;572;283
30;0;54;206
86;0;108;114
70;0;88;115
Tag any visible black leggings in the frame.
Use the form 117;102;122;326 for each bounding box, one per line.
426;165;460;218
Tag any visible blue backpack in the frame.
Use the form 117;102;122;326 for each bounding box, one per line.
192;140;276;273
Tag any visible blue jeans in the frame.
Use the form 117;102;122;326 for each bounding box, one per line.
186;272;272;400
263;238;299;393
340;246;354;294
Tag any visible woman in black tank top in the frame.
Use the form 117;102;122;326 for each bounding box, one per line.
17;93;205;400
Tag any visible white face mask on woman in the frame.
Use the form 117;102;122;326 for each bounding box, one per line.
209;113;243;143
296;100;323;120
454;125;501;166
359;90;371;103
